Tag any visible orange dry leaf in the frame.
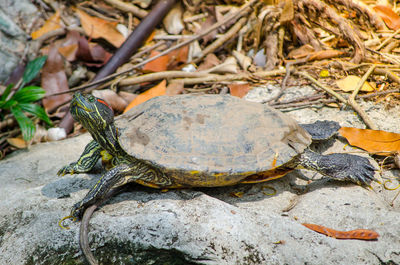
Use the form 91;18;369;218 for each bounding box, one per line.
228;83;251;98
373;5;400;30
31;10;61;39
308;50;345;61
142;50;170;72
302;223;379;240
76;9;125;47
124;80;166;113
339;127;400;155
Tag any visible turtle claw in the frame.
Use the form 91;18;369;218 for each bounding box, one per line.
58;215;77;230
57;163;77;176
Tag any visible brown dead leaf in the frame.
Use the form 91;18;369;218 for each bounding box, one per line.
168;45;189;69
7;137;27;149
197;53;221;71
92;89;127;113
166;81;184;95
339;127;400;155
287;44;314;59
228;83;251;98
119;91;138;104
336;75;375;92
58;31;111;66
76;9;125;47
31;10;61;39
373;5;400;30
41;46;71;113
124;80;166;113
308;50;345;61
142;50;169;72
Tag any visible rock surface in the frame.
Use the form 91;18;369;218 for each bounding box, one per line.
1;90;400;264
0;0;37;81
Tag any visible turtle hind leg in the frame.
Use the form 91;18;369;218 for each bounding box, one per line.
297;149;376;185
299;120;341;141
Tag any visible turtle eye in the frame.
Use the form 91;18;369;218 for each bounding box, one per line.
88;95;95;102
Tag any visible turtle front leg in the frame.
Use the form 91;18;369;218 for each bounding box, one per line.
58;140;102;176
70;162;170;218
298;149;376;185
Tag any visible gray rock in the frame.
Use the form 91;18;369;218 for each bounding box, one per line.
1;95;400;264
0;0;38;81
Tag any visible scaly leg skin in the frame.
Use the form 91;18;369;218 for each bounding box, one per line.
298;149;376;185
70;162;170;218
57;140;102;176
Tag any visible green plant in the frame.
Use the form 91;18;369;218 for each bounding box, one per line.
0;56;52;141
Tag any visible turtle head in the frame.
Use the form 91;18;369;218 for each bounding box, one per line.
70;92;114;133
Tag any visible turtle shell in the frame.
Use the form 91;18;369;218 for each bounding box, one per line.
116;94;311;178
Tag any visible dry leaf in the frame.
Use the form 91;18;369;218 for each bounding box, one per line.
92;89;128;113
163;3;184;35
207;57;238;74
232;50;252;71
197;53;221;71
41;46;71;113
302;223;379;240
373;5;400;30
308;50;345;61
228;83;251;98
336;75;375;92
166;81;184;95
339;127;400;155
7;137;27;149
118;91;138;104
31;10;61;39
124;80;166;112
287;44;315;59
142;50;169;72
76;9;125;47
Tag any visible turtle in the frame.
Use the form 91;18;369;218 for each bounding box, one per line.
58;92;376;218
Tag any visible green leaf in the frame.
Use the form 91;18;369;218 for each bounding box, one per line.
12;86;46;103
19;103;52;125
1;83;14;101
22;56;47;85
11;105;35;141
0;99;17;109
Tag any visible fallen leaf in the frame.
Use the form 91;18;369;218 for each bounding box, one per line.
163;3;184;35
142;50;169;72
58;44;78;61
124;80;166;112
41;46;71;113
167;45;189;69
31;10;61;39
232;50;252;71
302;223;379;240
92;89;127;113
76;9;125;47
228;83;251;98
287;44;314;59
58;31;111;66
373;5;400;30
7;137;27;149
208;57;238;74
339;127;400;155
197;53;221;71
118;91;137;104
308;49;345;61
166;81;184;95
336;75;375;92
